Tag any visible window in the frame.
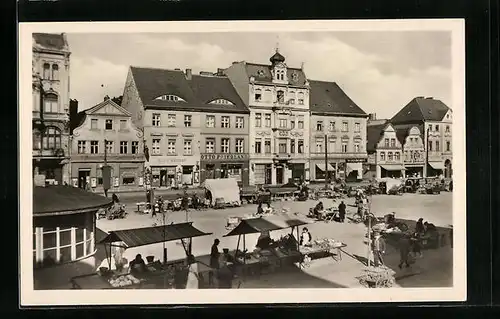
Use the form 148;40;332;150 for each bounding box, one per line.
43;94;58;113
167;114;176;127
297;115;304;129
120;141;128;154
184;115;192;127
167;139;176;155
265;114;271;127
277;90;285;104
354;143;360;153
120;120;127;130
155;94;185;102
355;122;360;133
329;121;336;131
342;121;348;132
42;127;61;150
152;139;161;155
43;63;50;79
315;139;324;153
279;118;287;128
290;139;296;153
33;130;41;150
445;125;450;133
380;152;385;161
205;138;215;153
390;138;396;147
341;143;348;153
329;139;335;152
77;141;86;154
384;138;389;147
206;115;215;128
152;113;161;126
209;99;234;105
105;119;113;130
255;113;262;127
428;140;433;151
316;121;323;131
91;119;98;129
90;141;99;154
131;141;139;154
289;99;295;105
254;89;262;101
298;92;304;105
435;125;439;131
388;152;393;161
221;138;230;153
105;140;114;153
221;116;230;128
279;140;287;154
236;117;244;129
446;141;451;152
435;141;440;151
122;177;135;186
255;139;262;153
290;118;296;129
395;152;401;161
298;140;304;154
51;64;59;81
184;140;192;155
276;70;285;81
264;139;271;154
235;139;244;153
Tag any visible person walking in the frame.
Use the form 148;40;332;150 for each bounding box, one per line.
338;201;346;223
209;239;221;287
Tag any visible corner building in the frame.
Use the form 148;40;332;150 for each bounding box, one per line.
224;51;310;186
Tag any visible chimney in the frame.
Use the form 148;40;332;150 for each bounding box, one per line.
185;69;192;80
368;113;377;121
174;68;181;71
104;95;110;101
217;68;225;76
199;71;213;76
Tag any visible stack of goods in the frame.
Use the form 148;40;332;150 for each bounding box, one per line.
356;266;396;288
108;274;141;288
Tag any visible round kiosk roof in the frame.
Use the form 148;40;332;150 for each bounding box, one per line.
33;186;113;217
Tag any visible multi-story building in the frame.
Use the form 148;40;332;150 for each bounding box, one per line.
395;124;426;178
121;67;249;188
308;80;368;182
224;50;310;185
69;96;145;192
32;33;71;185
390;97;453;178
366;123;405;179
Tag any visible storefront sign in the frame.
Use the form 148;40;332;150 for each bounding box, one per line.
346;158;367;163
201;153;249;161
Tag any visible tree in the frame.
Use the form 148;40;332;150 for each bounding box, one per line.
111;95;123;105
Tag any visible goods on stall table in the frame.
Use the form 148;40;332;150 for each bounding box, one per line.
357;266;396;288
108;274;142;288
312;238;344;250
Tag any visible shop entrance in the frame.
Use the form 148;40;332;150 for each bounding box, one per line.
78;169;90;189
276;166;284;184
205;164;215;179
265;164;272;185
405;166;423;178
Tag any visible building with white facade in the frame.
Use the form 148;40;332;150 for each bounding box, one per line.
366;123;405;179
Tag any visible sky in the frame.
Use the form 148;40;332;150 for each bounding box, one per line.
67;31;452;119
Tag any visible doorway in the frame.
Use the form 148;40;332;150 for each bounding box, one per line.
78;169;90;188
276;166;284;184
205;164;215;179
265;164;272;185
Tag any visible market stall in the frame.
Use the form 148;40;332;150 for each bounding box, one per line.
203;178;241;208
70;222;212;289
223;215;310;277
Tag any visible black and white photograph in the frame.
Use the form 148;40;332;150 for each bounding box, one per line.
19;20;466;305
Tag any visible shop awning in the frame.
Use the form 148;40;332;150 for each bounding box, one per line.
97;222;212;248
315;163;335;172
224;216;309;237
428;162;445;170
380;164;406;171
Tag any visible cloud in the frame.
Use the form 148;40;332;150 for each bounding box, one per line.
67;32;452;118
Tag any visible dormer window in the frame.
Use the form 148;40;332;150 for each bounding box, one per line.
291;72;298;81
275;69;285;81
209;99;234;105
257;70;265;77
155;94;186;102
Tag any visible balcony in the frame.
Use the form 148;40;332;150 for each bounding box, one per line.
70;153;145;162
33;148;66;159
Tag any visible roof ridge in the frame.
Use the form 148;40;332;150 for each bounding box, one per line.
130;65;184;73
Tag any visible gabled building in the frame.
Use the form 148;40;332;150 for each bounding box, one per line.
308;80;368;182
224;50;310;185
390;97;453;178
69;97;144;192
121;67;249;188
394;124;425;178
366;123;405;179
32;33;71;185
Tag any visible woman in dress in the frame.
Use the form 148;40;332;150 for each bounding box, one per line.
185;255;199;289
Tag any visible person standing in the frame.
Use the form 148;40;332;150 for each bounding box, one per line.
338;201;346;222
209;239;221;286
398;233;412;269
372;232;386;267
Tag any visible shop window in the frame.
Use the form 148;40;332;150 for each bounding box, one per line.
85;239;93;256
76;243;85;259
59;229;72;247
76;228;84;243
59;246;71;263
42;248;57;266
123;177;135;185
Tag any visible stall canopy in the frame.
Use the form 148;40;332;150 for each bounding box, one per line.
97;222;212;248
428;162;445;170
224;215;310;237
203;178;241;206
380;164;406;171
315;163;335;172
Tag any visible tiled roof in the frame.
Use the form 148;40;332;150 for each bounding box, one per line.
70;110;86;133
366;124;386;153
392;123;425;145
33;33;68;51
270;51;286;63
309;80;367;116
33;186;112;216
244;63;308;86
130;67;249;114
390;97;450;124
